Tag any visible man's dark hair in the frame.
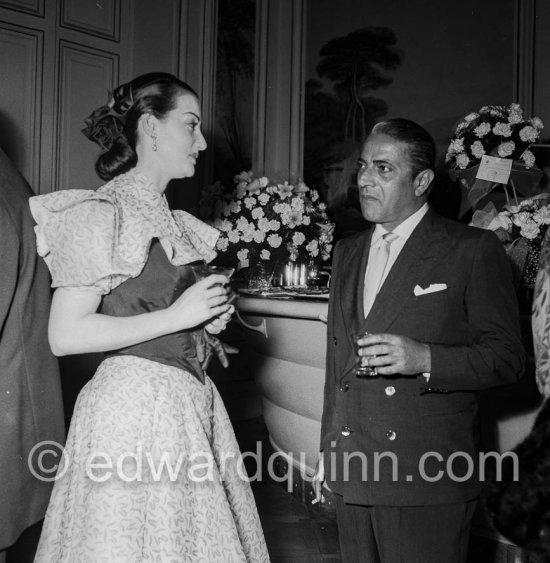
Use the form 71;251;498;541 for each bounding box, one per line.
372;118;436;178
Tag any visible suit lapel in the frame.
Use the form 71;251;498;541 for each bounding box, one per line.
363;209;450;333
337;210;450;379
336;227;373;345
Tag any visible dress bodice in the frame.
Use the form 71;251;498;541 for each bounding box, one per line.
100;238;205;381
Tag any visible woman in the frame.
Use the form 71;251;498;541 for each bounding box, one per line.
30;73;269;562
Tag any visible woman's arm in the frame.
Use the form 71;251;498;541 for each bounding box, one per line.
49;274;230;356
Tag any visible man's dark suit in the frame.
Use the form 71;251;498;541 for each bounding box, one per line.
0;149;65;552
320;208;524;518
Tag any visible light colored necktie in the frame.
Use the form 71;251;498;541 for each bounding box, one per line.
363;232;399;317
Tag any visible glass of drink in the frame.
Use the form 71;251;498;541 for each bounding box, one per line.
190;263;237;303
353;331;377;377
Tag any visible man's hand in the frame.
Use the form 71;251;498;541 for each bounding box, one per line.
357;333;431;375
312;453;326;505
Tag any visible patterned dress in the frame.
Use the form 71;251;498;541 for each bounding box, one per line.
29;171;270;562
533;227;550;399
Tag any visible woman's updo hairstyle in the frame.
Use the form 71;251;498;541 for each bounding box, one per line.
82;72;198;181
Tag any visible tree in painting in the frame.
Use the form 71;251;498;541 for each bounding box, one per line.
304;26;403;238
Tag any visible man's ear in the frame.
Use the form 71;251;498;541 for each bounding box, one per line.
414;169;435;197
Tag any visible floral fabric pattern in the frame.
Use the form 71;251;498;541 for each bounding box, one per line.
533;228;550;397
29;171;219;294
30;172;269;561
34;357;269;562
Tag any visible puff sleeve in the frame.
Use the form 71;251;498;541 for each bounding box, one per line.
29;190;146;295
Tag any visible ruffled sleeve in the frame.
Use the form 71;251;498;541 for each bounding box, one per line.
533;228;550;398
171;209;219;264
29;190;146;295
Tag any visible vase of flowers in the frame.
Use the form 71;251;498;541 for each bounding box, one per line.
198;171;335;288
445;103;544;216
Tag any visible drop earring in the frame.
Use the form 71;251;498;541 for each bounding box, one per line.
152;133;157;152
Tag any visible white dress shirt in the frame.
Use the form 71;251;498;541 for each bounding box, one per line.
363;203;430;316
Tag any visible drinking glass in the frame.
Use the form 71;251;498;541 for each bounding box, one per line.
190;263;237;303
353;331;377;377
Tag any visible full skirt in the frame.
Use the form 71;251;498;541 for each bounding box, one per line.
34;355;270;562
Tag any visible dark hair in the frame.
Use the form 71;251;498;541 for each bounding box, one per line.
83;72;198;181
371;118;436;179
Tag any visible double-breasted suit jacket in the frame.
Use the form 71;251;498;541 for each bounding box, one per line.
0;149;65;549
320;208;524;507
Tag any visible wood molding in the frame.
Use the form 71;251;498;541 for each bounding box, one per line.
0;0;44;17
55;41;119;189
0;22;43;187
514;0;536;114
253;0;306;183
60;0;121;41
174;0;218;208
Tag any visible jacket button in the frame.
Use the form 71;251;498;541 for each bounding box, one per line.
341;426;351;437
333;337;338;345
385;385;396;396
340;383;350;392
386;430;396;441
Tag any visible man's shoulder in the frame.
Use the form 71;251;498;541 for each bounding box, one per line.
431;211;497;245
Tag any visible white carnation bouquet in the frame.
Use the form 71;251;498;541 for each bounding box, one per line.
199;171;334;270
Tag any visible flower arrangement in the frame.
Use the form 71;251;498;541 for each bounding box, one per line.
446;103;544;171
475;195;550;289
198;171;335;270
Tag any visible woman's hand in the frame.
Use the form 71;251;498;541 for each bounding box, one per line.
167;274;231;332
205;304;235;335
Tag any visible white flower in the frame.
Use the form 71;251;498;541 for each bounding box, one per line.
253;230;266;244
292;232;306;246
257;217;270;232
456;153;470;169
497;141;515;157
251;207;264;220
259;177;269;188
267;233;282;248
471;140;485;159
519;125;539;143
448;138;465;153
268;219;281;231
519;219;540;240
244;196;256;210
531;117;544;130
306;239;319;257
260;249;271;260
228;229;240;243
534;207;550;225
493;122;513;137
258;193;270;205
473;122;491;137
242;230;254;243
291;197;305;212
236;216;250;232
237;248;249;262
310;190;319;202
216;237;229;252
464;112;479;123
228;200;242;215
522;149;536;168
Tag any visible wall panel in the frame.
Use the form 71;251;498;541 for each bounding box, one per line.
0;23;43;186
60;0;120;41
0;0;44;17
55;41;118;189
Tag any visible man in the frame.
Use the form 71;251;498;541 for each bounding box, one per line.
0;148;65;562
313;119;524;562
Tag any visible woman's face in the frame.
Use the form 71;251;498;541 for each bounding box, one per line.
155;93;207;180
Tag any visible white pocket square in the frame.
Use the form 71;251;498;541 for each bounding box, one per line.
414;283;447;296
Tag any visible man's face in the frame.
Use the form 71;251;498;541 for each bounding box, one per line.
357;133;425;231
